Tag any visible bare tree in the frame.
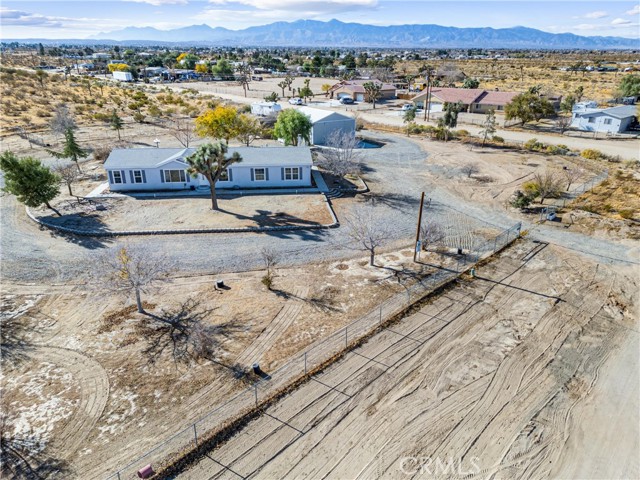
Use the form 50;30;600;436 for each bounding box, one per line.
420;220;445;252
260;247;279;290
94;245;173;313
523;171;564;203
169;117;196;148
342;203;392;266
460;162;479;178
49;104;76;137
55;161;80;196
562;165;585;191
318;130;361;178
556;115;572;134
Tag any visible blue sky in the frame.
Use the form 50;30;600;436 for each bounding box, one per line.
1;0;639;39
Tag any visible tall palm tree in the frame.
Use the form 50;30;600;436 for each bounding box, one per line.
186;142;242;211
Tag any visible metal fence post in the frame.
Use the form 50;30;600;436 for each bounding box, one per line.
193;424;198;446
254;384;258;407
117;473;121;480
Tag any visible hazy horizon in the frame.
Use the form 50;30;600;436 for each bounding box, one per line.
1;1;639;40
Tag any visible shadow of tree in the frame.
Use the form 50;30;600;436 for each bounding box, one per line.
37;212;114;250
269;287;341;313
138;299;246;369
362;191;421;211
0;315;34;368
1;418;74;480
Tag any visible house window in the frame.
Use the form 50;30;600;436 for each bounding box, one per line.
587;117;596;123
283;167;301;180
133;170;144;183
112;171;123;184
163;170;186;183
219;168;230;181
604;118;612;125
253;168;266;181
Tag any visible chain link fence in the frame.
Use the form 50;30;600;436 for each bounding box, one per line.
106;220;522;480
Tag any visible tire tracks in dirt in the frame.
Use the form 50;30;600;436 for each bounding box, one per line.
31;346;110;459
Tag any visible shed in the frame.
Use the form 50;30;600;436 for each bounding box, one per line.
297;107;356;145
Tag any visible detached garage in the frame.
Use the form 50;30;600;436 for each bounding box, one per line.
297;107;356;146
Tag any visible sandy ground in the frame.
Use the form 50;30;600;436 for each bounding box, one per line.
1;249;439;479
178;241;639;480
33;193;334;231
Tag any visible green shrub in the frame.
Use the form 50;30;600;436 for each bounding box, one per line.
492;135;505;143
581;148;603;160
524;138;544;151
93;112;111;122
454;129;470;137
619;209;634;219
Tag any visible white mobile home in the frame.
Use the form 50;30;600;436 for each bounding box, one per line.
251;102;282;116
297;107;356;145
104;146;313;192
571;104;636;134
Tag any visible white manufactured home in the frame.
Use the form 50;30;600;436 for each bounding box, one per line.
104;146;313;192
570;104;636;134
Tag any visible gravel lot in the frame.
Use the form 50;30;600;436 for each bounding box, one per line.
1;132;637;285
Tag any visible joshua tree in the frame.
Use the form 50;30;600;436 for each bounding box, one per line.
185;142;242;211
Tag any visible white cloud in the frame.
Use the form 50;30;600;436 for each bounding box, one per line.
583;11;607;19
611;17;631;25
0;8;63;27
126;0;188;5
208;0;377;10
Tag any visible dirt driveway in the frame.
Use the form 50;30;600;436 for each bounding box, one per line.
178;241;638;480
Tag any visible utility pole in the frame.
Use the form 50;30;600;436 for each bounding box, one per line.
413;192;425;262
422;71;432;122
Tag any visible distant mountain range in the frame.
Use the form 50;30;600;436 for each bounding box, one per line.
92;20;639;49
8;19;639;49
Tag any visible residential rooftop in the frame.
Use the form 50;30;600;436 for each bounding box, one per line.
104;146;313;169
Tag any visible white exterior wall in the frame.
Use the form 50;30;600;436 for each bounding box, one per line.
311;119;356;145
571;113;624;133
107;163;312;192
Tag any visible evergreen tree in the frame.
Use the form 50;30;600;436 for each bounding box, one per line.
0;152;61;216
47;127;88;173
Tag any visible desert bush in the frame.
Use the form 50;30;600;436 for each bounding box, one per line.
602;204;613;212
524;138;544;151
93;144;113;162
581;148;603;160
619;209;634;219
492;135;505;143
35;109;51;117
93;112;111;122
454;129;470;137
133;112;145;123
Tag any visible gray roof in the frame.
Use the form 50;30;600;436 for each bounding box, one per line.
602;105;636;119
104;146;313;169
574;105;636;119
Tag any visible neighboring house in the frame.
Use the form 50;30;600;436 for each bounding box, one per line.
251;101;282;116
411;87;518;113
328;79;396;102
297;107;356;145
571;104;637;134
104;146;313;192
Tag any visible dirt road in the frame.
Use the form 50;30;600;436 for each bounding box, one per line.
178;241;638;479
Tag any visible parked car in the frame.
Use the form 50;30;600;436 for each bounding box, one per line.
289;97;303;105
339;97;354;104
401;104;415;111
